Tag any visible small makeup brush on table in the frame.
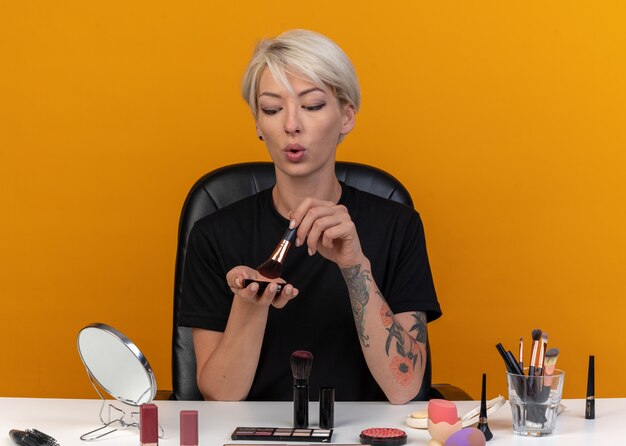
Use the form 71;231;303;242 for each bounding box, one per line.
290;350;314;428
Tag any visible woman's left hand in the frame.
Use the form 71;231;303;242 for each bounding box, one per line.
290;197;366;269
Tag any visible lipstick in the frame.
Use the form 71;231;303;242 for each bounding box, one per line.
180;410;198;446
140;403;158;446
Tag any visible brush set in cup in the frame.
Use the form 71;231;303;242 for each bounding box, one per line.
496;328;561;424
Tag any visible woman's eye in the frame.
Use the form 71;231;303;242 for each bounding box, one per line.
304;103;326;111
260;108;280;115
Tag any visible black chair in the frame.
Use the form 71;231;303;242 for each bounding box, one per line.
170;161;471;401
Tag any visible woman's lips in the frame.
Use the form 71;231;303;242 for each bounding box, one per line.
284;144;306;162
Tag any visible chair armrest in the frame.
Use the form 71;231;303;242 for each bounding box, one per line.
430;383;474;401
154;389;175;400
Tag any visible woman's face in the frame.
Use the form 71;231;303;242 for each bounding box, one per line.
255;68;355;179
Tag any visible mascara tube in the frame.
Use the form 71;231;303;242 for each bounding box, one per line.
585;355;595;419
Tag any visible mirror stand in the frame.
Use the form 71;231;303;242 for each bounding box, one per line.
77;323;163;441
80;369;138;441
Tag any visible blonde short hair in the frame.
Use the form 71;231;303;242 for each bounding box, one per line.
241;29;361;119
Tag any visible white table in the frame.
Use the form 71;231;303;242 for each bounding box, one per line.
0;397;619;445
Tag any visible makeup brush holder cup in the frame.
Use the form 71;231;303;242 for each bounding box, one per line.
506;369;565;437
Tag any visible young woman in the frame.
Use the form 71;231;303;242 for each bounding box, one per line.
179;29;441;404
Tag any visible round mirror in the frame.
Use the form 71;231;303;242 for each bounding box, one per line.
77;322;156;406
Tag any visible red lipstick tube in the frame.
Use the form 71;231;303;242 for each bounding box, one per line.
140;403;158;446
180;410;198;446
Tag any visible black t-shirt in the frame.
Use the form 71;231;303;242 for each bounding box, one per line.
178;182;441;401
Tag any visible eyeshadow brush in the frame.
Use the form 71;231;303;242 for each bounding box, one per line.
536;332;548;377
257;226;297;279
518;337;524;371
527;329;542;376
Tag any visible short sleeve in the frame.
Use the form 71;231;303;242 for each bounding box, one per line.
178;221;232;331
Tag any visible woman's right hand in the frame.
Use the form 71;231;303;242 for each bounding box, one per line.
226;265;299;309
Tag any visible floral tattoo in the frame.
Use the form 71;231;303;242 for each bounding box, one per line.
342;264;428;386
381;300;427;386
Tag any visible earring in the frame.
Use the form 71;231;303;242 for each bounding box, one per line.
258;135;264;141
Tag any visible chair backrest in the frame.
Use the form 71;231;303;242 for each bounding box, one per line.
171;161;431;400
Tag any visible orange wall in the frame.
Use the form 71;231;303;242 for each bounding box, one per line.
2;1;625;401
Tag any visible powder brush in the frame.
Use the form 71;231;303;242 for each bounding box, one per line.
290;350;313;428
290;350;313;384
257;226;297;279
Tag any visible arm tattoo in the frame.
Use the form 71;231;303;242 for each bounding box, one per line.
382;304;427;386
341;263;428;387
341;264;371;347
410;312;428;344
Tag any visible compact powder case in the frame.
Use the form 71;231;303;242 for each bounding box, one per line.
359;427;407;445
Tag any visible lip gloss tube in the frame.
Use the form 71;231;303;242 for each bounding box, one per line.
140;403;158;446
180;410;198;446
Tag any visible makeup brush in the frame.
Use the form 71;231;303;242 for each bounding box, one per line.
290;350;313;428
477;373;493;441
257;226;297;279
527;329;542;377
543;347;560;386
536;332;548;376
518;337;524;371
495;343;522;375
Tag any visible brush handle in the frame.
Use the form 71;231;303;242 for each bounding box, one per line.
495;344;518;374
506;350;524;375
293;383;309;428
282;227;297;243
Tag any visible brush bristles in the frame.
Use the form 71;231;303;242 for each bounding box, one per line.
257;259;282;279
290;350;314;380
531;329;542;341
544;347;560;366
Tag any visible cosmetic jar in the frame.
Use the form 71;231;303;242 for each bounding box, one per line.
360;427;407;445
